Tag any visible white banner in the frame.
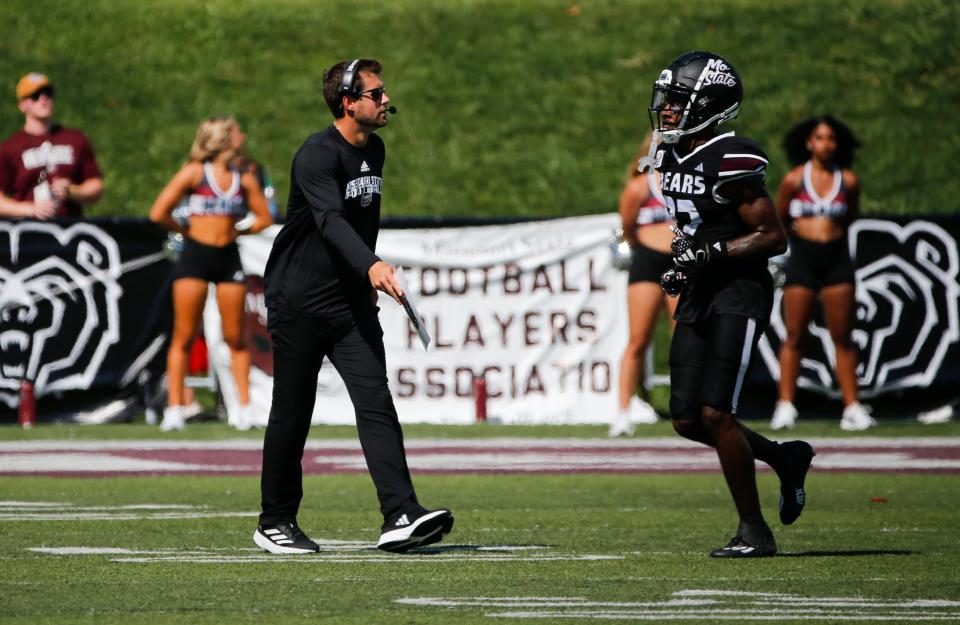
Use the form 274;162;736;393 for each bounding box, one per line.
204;214;626;425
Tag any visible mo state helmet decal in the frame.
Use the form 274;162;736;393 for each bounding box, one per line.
0;222;122;407
649;50;743;144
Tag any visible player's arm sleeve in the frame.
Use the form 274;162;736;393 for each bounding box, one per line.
295;144;381;277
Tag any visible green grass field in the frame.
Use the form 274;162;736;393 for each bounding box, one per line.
2;422;959;624
1;0;957;218
2;2;959;621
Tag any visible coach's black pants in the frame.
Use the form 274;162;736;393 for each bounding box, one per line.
259;308;419;526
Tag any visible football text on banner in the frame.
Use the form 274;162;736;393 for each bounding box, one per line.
206;214;626;425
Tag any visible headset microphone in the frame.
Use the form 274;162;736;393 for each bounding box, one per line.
387;106;398;114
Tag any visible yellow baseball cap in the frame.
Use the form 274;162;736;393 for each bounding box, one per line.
16;72;52;100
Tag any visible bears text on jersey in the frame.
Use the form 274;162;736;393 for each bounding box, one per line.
661;171;706;196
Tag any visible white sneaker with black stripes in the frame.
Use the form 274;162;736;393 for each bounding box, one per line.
377;508;454;553
253;522;319;554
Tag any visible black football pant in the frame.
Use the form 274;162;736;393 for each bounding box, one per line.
259;308;419;527
669;314;764;419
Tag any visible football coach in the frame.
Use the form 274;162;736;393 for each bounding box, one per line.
253;59;453;555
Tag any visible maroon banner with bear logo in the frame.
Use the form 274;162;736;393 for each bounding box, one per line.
0;219;172;423
746;217;960;421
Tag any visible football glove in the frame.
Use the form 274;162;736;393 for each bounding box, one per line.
671;227;726;268
659;266;688;297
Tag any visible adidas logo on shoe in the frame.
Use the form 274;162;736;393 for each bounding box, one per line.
253;522;319;555
709;532;777;558
377;508;454;553
716;541;759;555
710;519;777;558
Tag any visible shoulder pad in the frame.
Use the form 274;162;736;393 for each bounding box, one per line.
717;136;768;182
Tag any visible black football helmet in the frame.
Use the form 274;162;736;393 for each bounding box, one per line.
649;51;743;144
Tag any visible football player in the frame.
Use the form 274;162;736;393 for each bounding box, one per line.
649;51;815;557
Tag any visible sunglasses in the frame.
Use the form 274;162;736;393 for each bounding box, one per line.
357;87;386;104
27;86;55;101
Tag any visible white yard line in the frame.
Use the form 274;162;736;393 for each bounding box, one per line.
110;555;622;564
3;501;255;522
488;610;960;620
29;544;619;564
1;512;255;521
0;453;250;472
397;590;960;622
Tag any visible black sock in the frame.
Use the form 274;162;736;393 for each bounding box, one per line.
740;513;767;528
738;515;774;544
739;425;782;471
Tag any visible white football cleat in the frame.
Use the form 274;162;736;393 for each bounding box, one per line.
770;400;798;430
840;402;876;431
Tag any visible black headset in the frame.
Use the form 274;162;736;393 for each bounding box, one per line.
334;58;396;116
338;59;362;98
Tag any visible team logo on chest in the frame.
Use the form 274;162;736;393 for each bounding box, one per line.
21;141;75;170
344;174;382;207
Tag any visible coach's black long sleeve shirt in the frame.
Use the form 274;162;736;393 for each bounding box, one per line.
264;126;385;317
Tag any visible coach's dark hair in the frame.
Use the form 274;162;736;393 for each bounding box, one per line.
323;59;383;119
782;114;861;169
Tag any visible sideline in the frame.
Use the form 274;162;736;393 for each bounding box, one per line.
1;437;959;476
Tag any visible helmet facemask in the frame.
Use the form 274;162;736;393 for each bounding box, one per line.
648;82;695;144
648;55;742;144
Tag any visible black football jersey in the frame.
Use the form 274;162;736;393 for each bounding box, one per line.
656;131;774;322
265;126;385;317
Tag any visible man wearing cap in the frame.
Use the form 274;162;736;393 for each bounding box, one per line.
0;72;103;219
